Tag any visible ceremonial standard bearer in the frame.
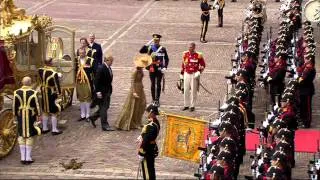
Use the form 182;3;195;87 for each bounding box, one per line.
181;42;206;112
298;54;316;128
13;77;41;165
38;58;63;135
137;103;160;180
139;34;169;106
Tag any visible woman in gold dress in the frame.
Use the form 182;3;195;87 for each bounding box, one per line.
115;54;152;130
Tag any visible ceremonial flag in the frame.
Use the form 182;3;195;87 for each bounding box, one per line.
161;113;207;163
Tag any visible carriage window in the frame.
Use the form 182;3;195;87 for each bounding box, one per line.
29;31;41;69
15;40;29;71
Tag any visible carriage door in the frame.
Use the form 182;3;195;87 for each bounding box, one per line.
45;25;76;109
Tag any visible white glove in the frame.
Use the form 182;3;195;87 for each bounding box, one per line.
273;104;279;111
258;159;264;166
194;71;201;78
256;146;262;155
259;82;265;88
293;74;299;79
138;155;144;162
96;92;102;99
267;76;272;82
179;74;184;79
262;120;269;128
57;73;63;78
262;73;268;78
161;68;167;74
215;5;219;9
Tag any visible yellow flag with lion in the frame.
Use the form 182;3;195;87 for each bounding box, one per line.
161;113;207;163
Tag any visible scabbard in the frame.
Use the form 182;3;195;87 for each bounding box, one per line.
162;74;165;93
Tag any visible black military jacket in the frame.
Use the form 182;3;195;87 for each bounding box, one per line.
138;118;160;157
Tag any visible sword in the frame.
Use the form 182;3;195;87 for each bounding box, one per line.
197;77;213;94
162;74;165;93
136;160;142;180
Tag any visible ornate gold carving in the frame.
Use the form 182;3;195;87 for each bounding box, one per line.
31;15;53;31
0;109;17;159
0;0;27;27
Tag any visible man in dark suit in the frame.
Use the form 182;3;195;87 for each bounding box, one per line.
88;33;103;109
90;55;114;131
88;33;103;67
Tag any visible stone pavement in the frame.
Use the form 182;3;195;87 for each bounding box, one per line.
0;0;319;179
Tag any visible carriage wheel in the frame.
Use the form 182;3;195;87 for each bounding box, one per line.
0;109;17;159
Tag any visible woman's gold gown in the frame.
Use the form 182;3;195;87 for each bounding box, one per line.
115;70;146;130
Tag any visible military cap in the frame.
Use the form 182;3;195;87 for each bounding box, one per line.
287;80;298;88
235;81;248;91
276;45;285;51
218;121;237;133
224;105;240;115
217;150;234;163
275;128;293;140
304;26;313;31
237;68;249;77
272;119;288;129
210;165;224;176
308;43;316;49
146;103;159;115
266;166;284;178
283;88;294;95
236;89;248;100
304;30;313;35
281;93;294;103
303;20;311;25
305;52;315;59
221;113;239;125
226;96;240;105
272;151;287;163
220;137;236;148
152;34;162;39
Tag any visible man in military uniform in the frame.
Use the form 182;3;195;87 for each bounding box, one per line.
140;34;169;106
38;58;63;135
181;42;206;112
213;0;225;27
298;53;315;128
13;77;41;164
200;0;212;43
137;103;160;180
267;54;287;105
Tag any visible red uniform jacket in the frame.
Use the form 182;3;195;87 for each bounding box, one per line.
181;51;206;74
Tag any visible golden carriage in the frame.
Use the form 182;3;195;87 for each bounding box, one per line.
0;0;76;158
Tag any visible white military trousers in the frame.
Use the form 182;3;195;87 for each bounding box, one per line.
183;72;198;108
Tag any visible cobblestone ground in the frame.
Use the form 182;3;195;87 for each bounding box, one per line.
0;0;319;179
